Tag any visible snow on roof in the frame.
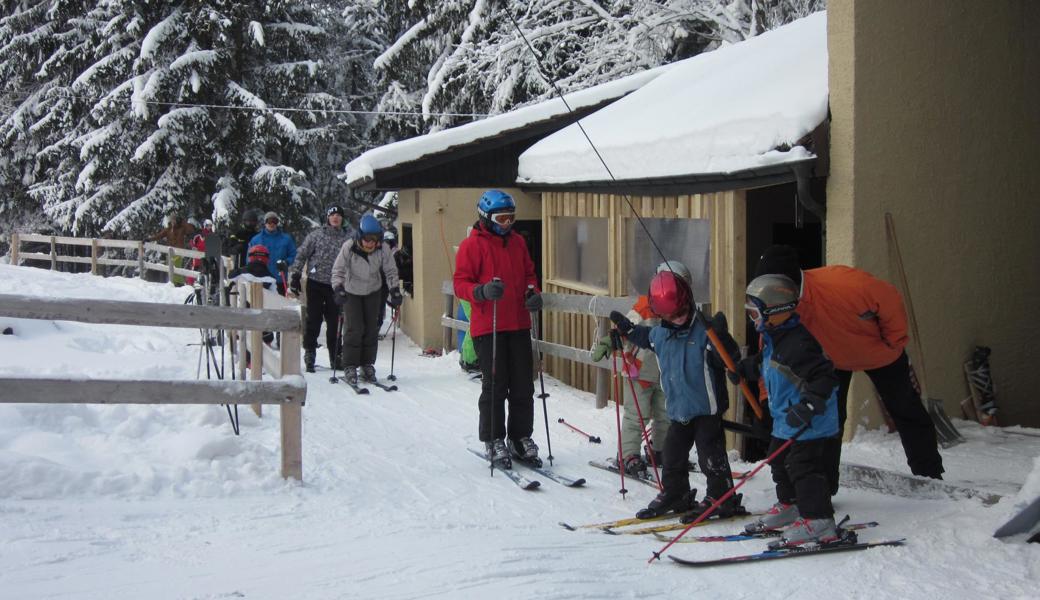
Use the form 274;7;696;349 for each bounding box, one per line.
517;11;828;186
343;65;674;187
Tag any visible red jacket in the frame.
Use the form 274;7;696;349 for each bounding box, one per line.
454;222;539;337
797;266;909;371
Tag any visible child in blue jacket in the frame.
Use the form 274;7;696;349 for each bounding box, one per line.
737;274;840;546
610;263;746;523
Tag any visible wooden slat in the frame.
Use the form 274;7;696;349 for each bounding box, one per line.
100;239;147;249
0;377;305;405
0;293;301;332
17;252;56;262
16;233;53;243
96;257;139;267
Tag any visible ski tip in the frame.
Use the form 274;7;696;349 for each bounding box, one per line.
525;481;541;490
601;527;620;536
559;522;577;531
570;478;587;487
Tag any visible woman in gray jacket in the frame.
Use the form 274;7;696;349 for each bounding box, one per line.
331;214;402;385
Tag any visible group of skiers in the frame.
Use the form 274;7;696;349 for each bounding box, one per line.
452;188;945;548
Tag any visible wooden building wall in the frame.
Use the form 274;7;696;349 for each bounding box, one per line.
540;190;748;423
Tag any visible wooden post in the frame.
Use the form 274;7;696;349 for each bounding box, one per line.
49;236;57;271
443;288;454;352
167;247;175;283
10;233;18;266
280;329;303;480
595;316;610;409
90;239;99;275
249;282;263;418
138;241;146;279
237;282;248;382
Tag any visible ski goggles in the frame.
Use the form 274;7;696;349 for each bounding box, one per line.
744;300;797;325
491;211;516;226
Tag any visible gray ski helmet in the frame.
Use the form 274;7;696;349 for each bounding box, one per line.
657;260;693;287
745;274;799;328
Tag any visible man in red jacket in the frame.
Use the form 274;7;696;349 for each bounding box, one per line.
454;190;543;470
755;245;944;492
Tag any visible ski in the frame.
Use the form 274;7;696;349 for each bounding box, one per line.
467;448;540;490
604;510;756;536
653;521;879;543
333;378;369;395
512;457;585;487
668;537;907;567
365;379;398;392
588;460;660;489
560;512;681;532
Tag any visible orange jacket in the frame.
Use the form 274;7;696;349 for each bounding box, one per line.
796;266;909;371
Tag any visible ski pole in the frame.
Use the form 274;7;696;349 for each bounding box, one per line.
648;423;811;564
557;418;601;443
610;329;627;497
330;313;343;384
618;348;663;491
697;312;764;420
488;277;500;477
529;285;553;467
387;308;398;381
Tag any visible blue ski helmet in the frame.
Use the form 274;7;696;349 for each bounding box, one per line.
357;214;383;240
477;189;516;235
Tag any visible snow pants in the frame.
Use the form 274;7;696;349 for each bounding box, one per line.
341;290;382;369
303;279;340;366
770;436;833;520
661;415;733;501
827;351;944;493
473;329;534;443
620;380;668;459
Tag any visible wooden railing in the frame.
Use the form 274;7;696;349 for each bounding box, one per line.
0;291;307;481
9;232;217;282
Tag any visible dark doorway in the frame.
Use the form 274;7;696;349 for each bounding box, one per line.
511;219;542;283
400;224;415;296
741;179;826;460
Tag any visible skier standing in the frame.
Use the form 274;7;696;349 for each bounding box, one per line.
290;205;353;372
453;190;543;469
249;212;296;295
754;245;944;491
330;214;401;385
609;263;744;522
738;274;840;546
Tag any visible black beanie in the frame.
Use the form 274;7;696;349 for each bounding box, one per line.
755;244;802;285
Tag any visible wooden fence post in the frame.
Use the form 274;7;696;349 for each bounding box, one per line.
249;282;263;418
90;239;99;275
49;236;57;271
10;233;18;266
280;329;302;480
138;241;146;279
237;282;248;382
595;316;610;409
167;247;175;283
443;289;454;352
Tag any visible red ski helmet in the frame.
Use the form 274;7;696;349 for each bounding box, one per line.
248;244;270;265
648;270;693;322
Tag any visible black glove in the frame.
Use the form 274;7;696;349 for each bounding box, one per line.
289;272;302;295
524;289;543;312
785;400;822;429
709;311;740;360
726;355;760;385
473;279;504;302
609;310;634;336
388;288;403;308
334;286;348;307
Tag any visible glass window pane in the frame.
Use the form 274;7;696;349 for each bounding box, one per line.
554;217;608;290
626;218;711;302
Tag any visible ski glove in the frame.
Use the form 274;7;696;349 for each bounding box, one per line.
524;290;543;312
289;272;302;295
609;310;635;336
388;289;403;308
709;311;740;361
726;355;761;385
473;280;504;302
334;286;348;307
785;400;822;429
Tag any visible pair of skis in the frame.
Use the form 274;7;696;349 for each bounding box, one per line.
587;459;749;490
332;375;398;394
468;448;586;489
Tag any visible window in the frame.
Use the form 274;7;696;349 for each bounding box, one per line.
553;217;608;291
626;218;711;302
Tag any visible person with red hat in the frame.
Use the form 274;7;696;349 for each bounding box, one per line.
609;261;746;523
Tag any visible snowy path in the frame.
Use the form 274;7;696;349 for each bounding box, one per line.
0;265;1038;599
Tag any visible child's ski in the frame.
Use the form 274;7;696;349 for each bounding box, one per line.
366;379;398;392
668;538;906;567
653;521;879;543
559;512;681;532
467;448;540;490
512;458;585;487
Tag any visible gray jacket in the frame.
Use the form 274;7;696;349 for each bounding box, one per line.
291;225;352;285
331;240;399;296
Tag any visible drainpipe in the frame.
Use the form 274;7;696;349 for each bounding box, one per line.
792;161;825;222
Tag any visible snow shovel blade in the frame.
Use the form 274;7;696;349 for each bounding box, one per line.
924;396;964;448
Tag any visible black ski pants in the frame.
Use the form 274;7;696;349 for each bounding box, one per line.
826;351;944;493
661;415;733;501
341;290;382;369
770;436;833;520
303;279;340;364
473;329;534;442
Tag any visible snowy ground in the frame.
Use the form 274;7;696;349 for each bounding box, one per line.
0;264;1037;599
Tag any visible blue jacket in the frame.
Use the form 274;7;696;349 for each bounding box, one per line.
626;315;728;423
250;229;297;280
759;315;839;440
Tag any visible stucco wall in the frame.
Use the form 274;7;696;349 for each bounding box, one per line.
395;188;541;350
828;0;1040;429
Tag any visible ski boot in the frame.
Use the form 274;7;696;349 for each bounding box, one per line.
486;439;512;470
304;349;316;373
768;517;840;549
679;493;748;524
636;489;697;520
360;365;377;383
744;501;799;533
343;367;359;386
510;437;541;467
623;453;648;475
